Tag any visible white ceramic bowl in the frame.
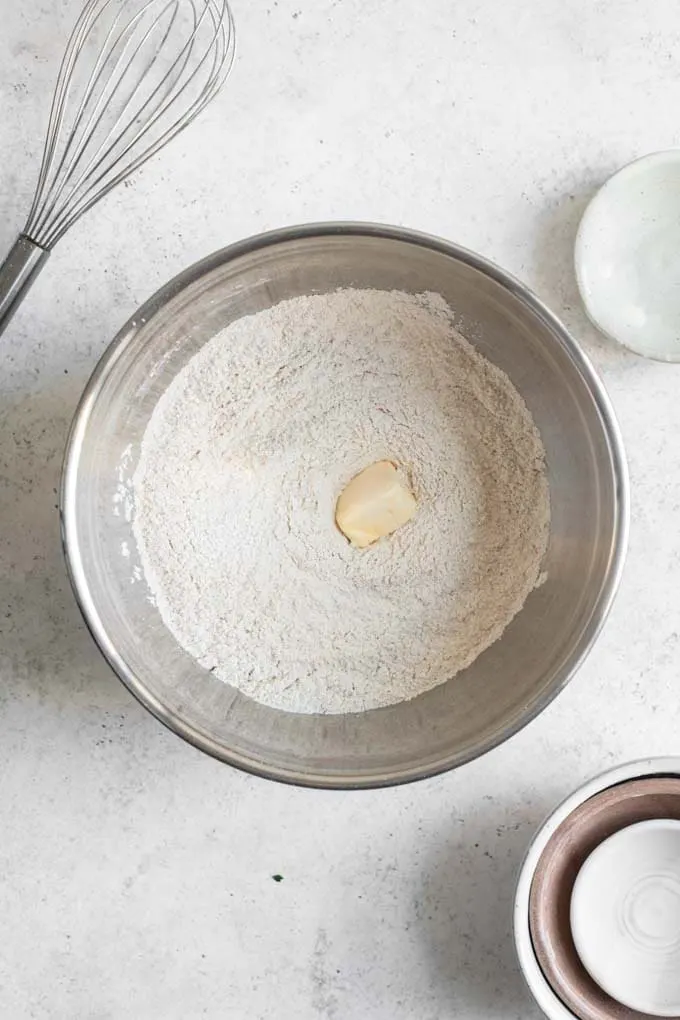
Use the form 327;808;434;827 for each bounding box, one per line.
571;818;680;1016
575;151;680;361
514;758;680;1020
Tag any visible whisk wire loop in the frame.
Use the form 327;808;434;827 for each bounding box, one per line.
23;0;234;248
0;0;234;335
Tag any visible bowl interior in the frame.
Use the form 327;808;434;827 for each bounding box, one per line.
530;777;680;1020
62;226;627;787
572;818;680;1017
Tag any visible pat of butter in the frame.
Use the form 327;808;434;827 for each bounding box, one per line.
335;461;417;548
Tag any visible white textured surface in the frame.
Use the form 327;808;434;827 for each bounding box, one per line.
1;1;680;1017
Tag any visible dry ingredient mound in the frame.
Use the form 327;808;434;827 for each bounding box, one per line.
133;288;550;715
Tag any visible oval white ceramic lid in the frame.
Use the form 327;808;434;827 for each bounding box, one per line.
570;818;680;1016
575;150;680;362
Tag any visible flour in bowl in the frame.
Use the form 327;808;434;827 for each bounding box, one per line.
132;288;550;714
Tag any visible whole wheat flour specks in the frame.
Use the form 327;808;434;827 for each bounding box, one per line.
132;289;550;714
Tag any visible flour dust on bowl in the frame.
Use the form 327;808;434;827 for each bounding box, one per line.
61;223;629;788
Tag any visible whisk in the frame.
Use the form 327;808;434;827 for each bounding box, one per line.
0;0;235;336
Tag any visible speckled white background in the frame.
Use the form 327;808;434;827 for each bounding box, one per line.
2;1;680;1017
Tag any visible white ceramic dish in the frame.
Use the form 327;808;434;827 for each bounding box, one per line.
575;151;680;362
571;819;680;1017
514;758;680;1020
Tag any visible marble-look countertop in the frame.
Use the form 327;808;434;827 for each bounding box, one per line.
2;1;680;1017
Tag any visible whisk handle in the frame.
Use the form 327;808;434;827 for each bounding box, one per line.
0;235;50;337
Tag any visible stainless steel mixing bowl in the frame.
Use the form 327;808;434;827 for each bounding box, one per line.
61;223;629;789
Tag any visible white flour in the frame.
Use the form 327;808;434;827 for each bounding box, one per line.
132;289;550;714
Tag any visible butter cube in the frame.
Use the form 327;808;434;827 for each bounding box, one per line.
335;461;417;548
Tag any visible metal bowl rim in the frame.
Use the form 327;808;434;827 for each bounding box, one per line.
60;220;630;790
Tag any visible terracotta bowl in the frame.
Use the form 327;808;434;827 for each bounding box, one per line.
529;776;680;1020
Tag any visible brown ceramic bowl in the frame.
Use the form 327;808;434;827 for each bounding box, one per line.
529;777;680;1020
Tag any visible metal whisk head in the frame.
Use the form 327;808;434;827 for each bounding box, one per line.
24;0;235;250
